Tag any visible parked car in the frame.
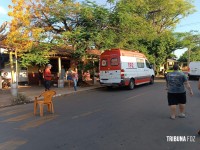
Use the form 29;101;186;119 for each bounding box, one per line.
1;66;28;83
188;61;200;80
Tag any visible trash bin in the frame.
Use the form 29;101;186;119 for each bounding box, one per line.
58;79;64;88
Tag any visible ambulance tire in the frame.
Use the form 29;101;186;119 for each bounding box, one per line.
128;79;135;90
107;86;113;90
149;76;154;84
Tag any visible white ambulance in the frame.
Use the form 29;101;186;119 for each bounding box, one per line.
99;49;155;89
188;61;200;79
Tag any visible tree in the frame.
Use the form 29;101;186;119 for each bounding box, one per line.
5;0;196;76
27;0;112;64
106;0;195;73
0;22;8;41
178;31;200;63
20;43;53;67
5;0;44;84
29;0;81;45
179;46;200;62
76;1;111;50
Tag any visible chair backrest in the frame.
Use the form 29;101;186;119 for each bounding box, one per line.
41;90;56;103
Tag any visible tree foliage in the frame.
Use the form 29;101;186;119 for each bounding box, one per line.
29;0;81;44
178;31;200;62
179;47;200;62
6;0;196;71
5;0;55;67
6;0;43;53
104;0;195;70
20;43;53;67
0;22;8;41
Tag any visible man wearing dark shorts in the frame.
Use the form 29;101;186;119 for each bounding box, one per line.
166;64;193;120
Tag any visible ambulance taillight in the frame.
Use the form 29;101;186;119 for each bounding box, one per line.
121;69;125;78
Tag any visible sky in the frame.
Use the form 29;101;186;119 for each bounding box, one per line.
0;0;200;58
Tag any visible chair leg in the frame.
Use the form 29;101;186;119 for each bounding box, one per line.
51;103;54;114
34;101;37;115
39;104;44;117
47;104;51;112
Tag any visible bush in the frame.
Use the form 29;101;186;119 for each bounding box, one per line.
12;93;31;105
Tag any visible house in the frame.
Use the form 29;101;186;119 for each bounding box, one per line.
159;59;178;75
0;43;102;85
0;44;75;85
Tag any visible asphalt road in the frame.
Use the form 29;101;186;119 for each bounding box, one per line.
0;79;200;150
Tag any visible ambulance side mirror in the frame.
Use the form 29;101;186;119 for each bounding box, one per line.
149;64;153;69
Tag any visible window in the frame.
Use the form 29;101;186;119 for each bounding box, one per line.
137;58;144;68
21;67;27;70
101;59;107;67
110;58;119;66
145;60;150;68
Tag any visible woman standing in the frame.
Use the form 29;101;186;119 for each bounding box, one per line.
66;68;73;88
38;69;43;86
72;68;78;91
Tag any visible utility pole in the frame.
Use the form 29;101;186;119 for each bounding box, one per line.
187;46;191;67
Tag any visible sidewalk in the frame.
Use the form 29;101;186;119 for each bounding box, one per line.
0;82;102;108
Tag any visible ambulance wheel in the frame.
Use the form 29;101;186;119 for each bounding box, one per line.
107;86;113;89
188;75;192;80
149;76;154;84
128;79;135;90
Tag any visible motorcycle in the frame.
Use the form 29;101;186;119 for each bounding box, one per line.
1;77;11;89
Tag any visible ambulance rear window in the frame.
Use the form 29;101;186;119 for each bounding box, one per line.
101;59;107;67
111;58;119;66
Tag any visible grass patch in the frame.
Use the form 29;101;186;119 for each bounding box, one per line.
11;93;31;105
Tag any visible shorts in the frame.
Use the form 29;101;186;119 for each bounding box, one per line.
67;76;72;80
168;92;186;106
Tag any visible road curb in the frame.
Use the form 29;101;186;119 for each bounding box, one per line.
0;85;103;109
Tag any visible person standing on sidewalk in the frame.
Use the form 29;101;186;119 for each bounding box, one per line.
66;68;73;88
44;64;52;91
72;68;78;91
166;64;193;120
38;68;43;86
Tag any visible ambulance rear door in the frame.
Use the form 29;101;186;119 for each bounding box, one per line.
100;53;121;84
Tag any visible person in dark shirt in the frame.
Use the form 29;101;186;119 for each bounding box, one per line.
72;68;78;91
44;64;52;91
66;68;73;88
38;69;43;86
166;64;193;120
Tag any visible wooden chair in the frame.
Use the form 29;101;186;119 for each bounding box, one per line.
34;90;56;117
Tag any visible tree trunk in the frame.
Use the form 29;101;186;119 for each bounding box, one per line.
9;51;15;84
